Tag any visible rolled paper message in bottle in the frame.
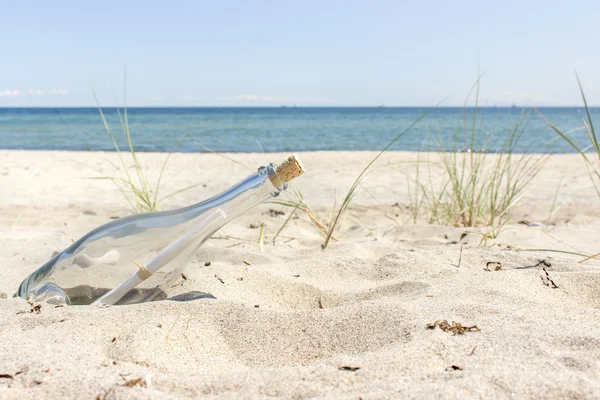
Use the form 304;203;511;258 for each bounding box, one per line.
17;154;305;306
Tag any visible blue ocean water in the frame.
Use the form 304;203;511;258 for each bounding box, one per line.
0;107;598;153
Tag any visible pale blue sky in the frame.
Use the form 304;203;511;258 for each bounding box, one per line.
0;0;598;106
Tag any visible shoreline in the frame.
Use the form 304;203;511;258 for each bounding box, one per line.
2;106;597;155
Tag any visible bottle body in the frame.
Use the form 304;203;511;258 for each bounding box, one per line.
18;164;286;306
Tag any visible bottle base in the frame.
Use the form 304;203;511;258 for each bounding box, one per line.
27;283;71;306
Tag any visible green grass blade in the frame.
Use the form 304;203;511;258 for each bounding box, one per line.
322;101;442;249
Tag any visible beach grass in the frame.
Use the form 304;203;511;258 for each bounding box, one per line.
534;73;600;261
93;76;197;213
539;73;600;199
320;108;435;249
272;106;436;249
271;189;332;241
408;80;548;240
94;105;194;213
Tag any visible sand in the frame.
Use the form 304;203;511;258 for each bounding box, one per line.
1;150;600;399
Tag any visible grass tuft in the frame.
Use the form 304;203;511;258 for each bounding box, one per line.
271;105;438;249
271;189;332;240
93;70;198;213
408;79;548;241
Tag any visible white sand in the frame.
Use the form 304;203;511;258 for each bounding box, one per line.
1;150;600;399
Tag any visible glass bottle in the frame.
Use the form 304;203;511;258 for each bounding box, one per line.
17;155;305;306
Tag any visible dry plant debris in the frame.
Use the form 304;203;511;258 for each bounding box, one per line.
258;222;266;252
0;367;28;381
484;261;502;271
456;245;463;268
541;268;559;288
17;300;42;315
532;259;552;268
338;366;360;371
266;209;285;217
426;320;481;335
96;386;116;400
120;377;147;388
518;220;544;227
133;360;149;367
516;259;552;270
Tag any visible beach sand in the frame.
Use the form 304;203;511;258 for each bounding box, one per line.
1;150;600;399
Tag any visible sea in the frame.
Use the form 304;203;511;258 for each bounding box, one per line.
0;107;598;153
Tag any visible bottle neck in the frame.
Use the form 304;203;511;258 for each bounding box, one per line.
180;163;286;223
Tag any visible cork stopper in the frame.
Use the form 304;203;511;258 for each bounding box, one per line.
272;153;305;185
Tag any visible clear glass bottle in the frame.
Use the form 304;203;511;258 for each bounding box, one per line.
17;155;304;306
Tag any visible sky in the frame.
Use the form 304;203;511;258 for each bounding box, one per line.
0;0;598;107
